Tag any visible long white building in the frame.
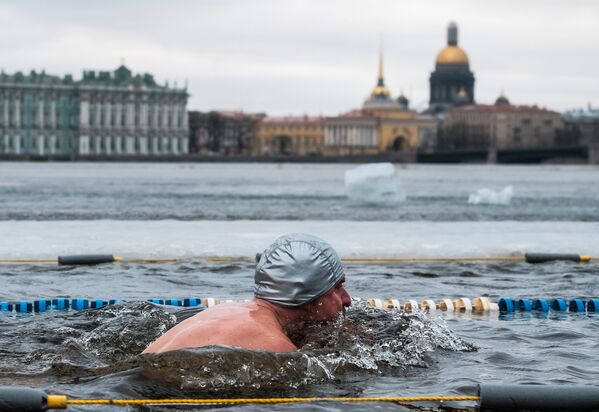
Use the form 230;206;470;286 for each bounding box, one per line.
0;65;188;157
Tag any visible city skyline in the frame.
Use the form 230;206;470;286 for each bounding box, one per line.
0;0;597;115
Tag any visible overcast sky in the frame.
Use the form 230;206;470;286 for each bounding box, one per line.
0;0;597;115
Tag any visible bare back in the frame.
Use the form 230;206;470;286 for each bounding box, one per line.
143;301;297;354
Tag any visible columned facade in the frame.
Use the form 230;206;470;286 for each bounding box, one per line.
0;66;188;157
323;113;379;156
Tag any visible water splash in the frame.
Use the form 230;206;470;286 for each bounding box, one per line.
0;301;474;392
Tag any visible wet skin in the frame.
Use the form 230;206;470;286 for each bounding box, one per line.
143;277;351;354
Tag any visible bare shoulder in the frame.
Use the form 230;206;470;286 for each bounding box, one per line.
143;301;297;353
187;302;297;352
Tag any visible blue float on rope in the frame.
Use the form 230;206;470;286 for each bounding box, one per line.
16;301;33;313
71;299;89;310
0;302;12;312
51;298;69;310
550;298;567;311
164;299;181;306
516;299;533;311
33;300;51;312
90;300;107;309
148;298;164;305
533;299;549;312
498;298;515;312
569;299;586;312
183;297;201;307
588;299;598;312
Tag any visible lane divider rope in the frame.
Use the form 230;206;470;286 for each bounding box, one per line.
2;384;597;411
1;297;597;314
0;252;596;265
63;395;480;407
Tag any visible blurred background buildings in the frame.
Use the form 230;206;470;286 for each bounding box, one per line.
0;65;188;157
0;22;596;163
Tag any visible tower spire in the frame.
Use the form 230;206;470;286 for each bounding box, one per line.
377;35;385;85
365;34;391;103
447;21;458;46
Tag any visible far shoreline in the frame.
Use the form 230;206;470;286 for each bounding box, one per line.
0;151;590;165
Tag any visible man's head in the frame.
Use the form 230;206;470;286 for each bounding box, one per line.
254;233;351;320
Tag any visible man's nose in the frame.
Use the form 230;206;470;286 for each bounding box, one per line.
340;288;351;307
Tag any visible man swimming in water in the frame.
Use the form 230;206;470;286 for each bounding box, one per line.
143;233;351;353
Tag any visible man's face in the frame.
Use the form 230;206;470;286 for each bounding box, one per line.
305;276;351;322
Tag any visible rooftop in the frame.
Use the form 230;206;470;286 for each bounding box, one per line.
261;115;324;124
0;65;186;93
213;110;266;120
449;104;558;114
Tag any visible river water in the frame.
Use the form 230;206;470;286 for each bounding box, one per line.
0;162;598;411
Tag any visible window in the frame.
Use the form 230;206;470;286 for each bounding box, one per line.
513;127;521;142
89;105;95;127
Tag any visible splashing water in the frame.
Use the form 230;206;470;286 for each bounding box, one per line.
119;301;475;392
0;300;474;393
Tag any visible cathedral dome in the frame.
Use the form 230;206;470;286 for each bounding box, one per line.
495;92;510;106
397;92;409;109
436;45;469;65
435;22;469;66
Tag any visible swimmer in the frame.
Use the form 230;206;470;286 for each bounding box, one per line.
143;233;351;353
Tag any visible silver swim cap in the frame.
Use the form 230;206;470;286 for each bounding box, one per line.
254;233;344;307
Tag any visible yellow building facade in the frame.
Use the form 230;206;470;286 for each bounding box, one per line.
323;46;436;157
252;115;324;156
252;45;436;158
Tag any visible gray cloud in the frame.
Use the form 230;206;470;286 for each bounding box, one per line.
0;0;597;114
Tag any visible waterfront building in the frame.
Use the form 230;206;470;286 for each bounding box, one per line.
253;115;324;156
189;110;265;156
323;110;379;156
428;22;476;113
0;65;188;157
563;105;599;164
323;47;436;158
440;93;564;153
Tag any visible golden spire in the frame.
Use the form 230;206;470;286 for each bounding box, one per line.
378;35;384;82
370;35;390;98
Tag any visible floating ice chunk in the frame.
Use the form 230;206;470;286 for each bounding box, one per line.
344;163;406;205
468;185;513;205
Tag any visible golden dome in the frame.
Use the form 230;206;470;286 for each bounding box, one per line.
371;84;390;98
436;45;469;65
